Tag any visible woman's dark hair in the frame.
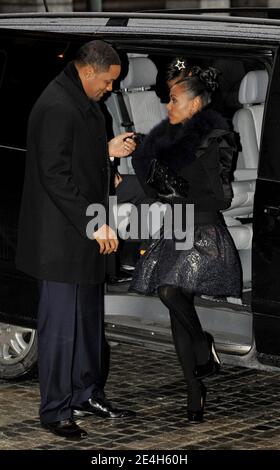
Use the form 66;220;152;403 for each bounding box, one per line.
75;40;121;71
166;57;192;83
174;65;221;107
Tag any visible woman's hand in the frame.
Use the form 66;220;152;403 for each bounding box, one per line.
114;172;123;188
108;132;136;158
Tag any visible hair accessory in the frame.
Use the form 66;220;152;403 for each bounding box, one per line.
175;60;185;71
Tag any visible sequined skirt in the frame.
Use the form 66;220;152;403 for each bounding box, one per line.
129;220;242;297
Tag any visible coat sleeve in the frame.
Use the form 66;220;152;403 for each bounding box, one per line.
132;126;162;199
36;103;99;239
198;130;236;211
131;143;157;198
216;132;237;210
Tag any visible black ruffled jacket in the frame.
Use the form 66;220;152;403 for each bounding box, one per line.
132;108;237;212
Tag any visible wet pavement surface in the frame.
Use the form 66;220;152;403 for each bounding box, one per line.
1;342;280;450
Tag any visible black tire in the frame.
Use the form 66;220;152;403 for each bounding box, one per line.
0;322;38;380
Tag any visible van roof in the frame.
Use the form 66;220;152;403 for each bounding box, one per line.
142;7;280;19
0;11;280;45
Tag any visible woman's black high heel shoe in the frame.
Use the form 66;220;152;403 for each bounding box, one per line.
187;382;207;424
194;332;221;379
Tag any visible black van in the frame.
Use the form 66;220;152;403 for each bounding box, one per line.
0;8;280;379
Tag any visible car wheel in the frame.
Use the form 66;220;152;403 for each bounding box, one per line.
0;322;37;380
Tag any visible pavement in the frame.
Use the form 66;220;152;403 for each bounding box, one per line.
1;341;280;450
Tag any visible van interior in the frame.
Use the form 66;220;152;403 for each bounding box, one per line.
0;37;271;363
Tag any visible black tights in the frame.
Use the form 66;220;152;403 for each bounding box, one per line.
158;285;209;411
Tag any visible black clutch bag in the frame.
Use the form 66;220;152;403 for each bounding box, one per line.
146;158;189;201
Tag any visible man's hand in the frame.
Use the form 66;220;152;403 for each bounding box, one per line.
108;132;136;158
93;224;119;255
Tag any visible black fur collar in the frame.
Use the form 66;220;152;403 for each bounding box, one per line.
140;108;229;171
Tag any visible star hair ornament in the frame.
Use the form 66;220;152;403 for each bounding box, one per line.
175;59;186;71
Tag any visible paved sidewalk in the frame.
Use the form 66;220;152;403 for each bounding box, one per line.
1;342;280;450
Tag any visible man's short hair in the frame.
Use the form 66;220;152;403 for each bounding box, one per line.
75;40;120;71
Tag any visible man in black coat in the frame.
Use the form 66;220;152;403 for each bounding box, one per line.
16;40;136;439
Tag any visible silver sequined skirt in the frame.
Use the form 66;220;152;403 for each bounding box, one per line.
129;222;242;297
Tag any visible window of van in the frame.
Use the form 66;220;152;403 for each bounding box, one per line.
0;50;7;88
0;38;71;149
0;38;71;267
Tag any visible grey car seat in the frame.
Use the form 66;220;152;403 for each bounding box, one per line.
105;55;167;175
224;69;268;285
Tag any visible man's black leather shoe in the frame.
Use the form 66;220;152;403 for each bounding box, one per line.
73;395;136;419
41;418;88;439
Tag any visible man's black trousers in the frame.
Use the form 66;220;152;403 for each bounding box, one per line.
37;280;110;424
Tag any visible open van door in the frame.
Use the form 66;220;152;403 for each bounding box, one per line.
253;47;280;358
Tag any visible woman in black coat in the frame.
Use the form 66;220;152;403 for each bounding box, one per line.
131;65;242;423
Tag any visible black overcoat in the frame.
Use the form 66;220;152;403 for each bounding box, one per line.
16;62;110;283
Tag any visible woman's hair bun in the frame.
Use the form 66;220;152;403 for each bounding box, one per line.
189;66;220;92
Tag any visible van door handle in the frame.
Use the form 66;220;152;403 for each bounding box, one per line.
264;205;280;216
